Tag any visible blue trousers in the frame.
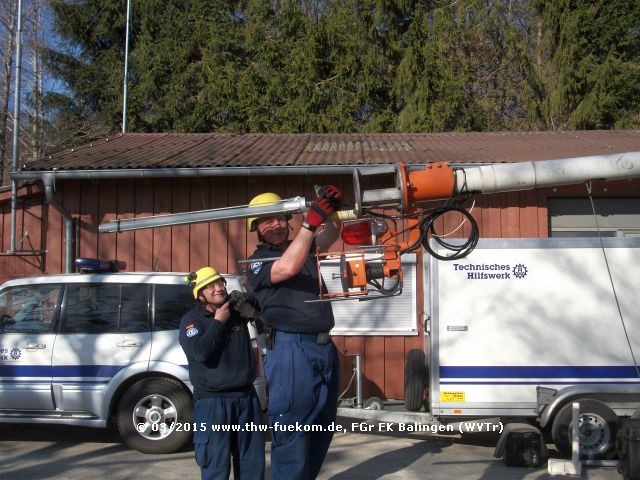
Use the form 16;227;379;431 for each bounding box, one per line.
193;393;265;480
264;334;340;480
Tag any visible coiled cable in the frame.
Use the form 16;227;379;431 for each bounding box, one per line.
417;205;479;260
368;194;480;260
400;201;479;260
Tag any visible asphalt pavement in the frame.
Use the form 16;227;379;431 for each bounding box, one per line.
0;418;622;480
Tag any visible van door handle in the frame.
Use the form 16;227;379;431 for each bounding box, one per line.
117;340;143;348
25;342;47;349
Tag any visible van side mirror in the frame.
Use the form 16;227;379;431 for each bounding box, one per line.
1;313;15;328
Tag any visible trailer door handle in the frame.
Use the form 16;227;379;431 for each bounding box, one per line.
117;340;143;348
447;325;468;332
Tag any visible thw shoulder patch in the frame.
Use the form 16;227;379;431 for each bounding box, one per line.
186;327;199;337
249;261;263;275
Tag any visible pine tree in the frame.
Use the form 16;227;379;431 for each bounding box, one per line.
43;0;639;138
394;0;544;132
47;0;130;131
535;0;640;129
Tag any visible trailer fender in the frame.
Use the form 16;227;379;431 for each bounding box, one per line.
538;384;640;428
494;423;547;467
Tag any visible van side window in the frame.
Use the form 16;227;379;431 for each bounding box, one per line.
64;284;120;333
0;284;62;334
62;284;150;334
153;284;195;331
120;285;150;333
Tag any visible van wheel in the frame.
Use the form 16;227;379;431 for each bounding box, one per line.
404;349;427;412
117;378;193;454
551;398;618;459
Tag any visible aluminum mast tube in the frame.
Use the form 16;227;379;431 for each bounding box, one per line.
455;152;640;195
99;197;309;233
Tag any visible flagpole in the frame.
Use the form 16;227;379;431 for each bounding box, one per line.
122;0;131;133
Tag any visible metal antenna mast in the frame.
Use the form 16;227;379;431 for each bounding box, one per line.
122;0;131;133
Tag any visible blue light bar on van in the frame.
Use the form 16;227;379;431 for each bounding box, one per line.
74;258;127;273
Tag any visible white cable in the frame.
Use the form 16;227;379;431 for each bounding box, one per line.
432;198;476;238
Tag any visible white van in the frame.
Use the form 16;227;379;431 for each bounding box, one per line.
0;260;266;454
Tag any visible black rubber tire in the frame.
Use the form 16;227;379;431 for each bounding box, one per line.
551;398;618;460
619;417;640;480
618;445;640;480
364;396;385;411
116;378;193;454
404;349;427;412
623;453;640;480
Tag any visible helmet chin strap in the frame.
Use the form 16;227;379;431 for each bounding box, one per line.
197;296;213;312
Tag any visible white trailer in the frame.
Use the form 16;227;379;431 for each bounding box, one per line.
340;236;640;459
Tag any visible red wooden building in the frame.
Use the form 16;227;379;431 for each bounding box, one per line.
2;130;640;400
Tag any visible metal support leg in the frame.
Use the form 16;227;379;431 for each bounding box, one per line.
548;402;582;475
354;354;363;409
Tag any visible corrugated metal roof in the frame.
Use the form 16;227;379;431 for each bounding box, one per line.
21;130;640;171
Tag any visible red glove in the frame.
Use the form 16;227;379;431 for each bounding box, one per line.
321;184;341;200
316;184;342;210
303;198;334;232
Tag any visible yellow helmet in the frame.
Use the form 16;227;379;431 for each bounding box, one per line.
185;266;224;299
247;192;291;232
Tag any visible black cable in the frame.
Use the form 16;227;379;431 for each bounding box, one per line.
366;192;474;220
369;194;477;249
368;276;402;296
369;210;424;220
379;276;401;294
401;204;479;260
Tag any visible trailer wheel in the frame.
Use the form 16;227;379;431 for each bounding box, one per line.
404;349;427;412
551;398;618;459
364;397;384;410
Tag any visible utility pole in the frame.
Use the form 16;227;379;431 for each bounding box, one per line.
10;0;24;254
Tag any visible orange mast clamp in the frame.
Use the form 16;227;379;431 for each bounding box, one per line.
398;162;456;211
